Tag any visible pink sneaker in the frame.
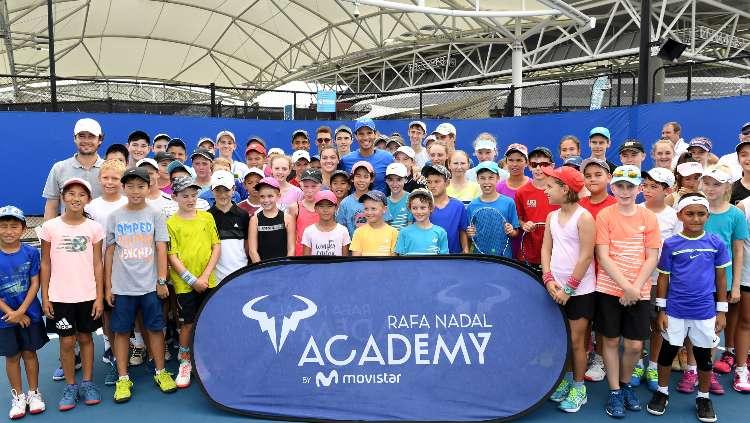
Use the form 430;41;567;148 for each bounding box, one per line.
733;368;750;393
709;371;725;395
713;351;735;374
676;370;698;393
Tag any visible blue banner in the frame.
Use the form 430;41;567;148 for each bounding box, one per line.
317;90;337;113
193;256;568;422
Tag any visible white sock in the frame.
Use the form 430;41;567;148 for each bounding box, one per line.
648;361;658;370
727;347;735;355
103;336;111;351
636;358;643;367
133;332;145;348
657;386;668;395
118;375;129;381
687;365;697;373
696;391;709;399
737;365;748;374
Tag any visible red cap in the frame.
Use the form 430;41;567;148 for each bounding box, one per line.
245;143;267;156
314;190;338;205
542;166;584;193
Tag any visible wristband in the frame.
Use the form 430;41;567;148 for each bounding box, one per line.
542;272;554;284
180;270;197;286
716;302;728;313
655;298;666;308
566;275;581;290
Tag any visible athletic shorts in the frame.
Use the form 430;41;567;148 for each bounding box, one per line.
176;288;213;325
110;292;165;333
649;285;659;321
0;322;49;357
593;292;651;341
45;300;102;337
742;286;750;293
662;316;718;349
564;292;595;321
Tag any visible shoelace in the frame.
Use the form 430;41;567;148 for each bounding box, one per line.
62;385;77;400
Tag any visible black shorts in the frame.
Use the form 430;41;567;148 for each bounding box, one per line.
593;292;651;341
0;322;49;357
564;293;596;321
45;300;102;337
742;286;750;293
176;288;213;325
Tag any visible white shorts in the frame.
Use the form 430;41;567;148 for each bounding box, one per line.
661;315;719;349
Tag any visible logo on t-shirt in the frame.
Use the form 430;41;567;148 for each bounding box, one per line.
57;235;89;252
526;199;537;208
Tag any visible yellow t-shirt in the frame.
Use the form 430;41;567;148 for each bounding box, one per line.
167;210;220;294
350;223;399;256
447;182;481;204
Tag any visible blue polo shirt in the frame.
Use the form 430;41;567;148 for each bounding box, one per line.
340;149;394;192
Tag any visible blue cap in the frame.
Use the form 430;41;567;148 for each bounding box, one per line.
529;146;554;160
358;190;387;205
475;161;501;175
167;160;189;175
563;155;583;169
589;127;611;140
0;205;25;223
354;117;376;132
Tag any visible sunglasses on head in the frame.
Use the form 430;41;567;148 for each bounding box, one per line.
529;161;551;168
613;168;640;178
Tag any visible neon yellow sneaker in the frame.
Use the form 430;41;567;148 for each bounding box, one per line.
113;379;133;403
154;370;177;394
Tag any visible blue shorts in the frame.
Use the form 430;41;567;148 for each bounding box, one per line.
110;292;165;333
0;321;49;357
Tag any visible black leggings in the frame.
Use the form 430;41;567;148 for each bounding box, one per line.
658;342;712;372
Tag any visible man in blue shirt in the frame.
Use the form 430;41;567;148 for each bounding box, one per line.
340;118;394;192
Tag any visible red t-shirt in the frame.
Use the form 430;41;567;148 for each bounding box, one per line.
514;181;559;265
578;195;617;219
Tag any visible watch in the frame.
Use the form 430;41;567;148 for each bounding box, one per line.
654;306;665;313
157;278;167;286
562;285;575;296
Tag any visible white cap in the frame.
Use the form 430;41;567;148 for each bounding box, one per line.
475;139;496;152
644;167;675;187
385;162;408;178
702;167;731;184
240;167;265;181
676;162;703;177
211;170;235;190
267;147;285;156
215;130;235;143
394;146;416;159
292;150;311;163
433;122;456;136
408;120;427;133
73;118;102;137
136;158;158;170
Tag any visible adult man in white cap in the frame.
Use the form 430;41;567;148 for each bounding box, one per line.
433;122;457;152
42;118;105;220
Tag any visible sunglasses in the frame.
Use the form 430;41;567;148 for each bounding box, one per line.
613;169;640;178
742;130;750;136
317;137;332;142
529;162;552;168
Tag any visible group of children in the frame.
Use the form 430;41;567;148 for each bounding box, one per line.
2;119;750;423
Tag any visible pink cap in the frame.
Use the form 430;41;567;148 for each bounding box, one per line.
61;177;92;195
351;160;374;174
254;176;280;191
314;190;338;205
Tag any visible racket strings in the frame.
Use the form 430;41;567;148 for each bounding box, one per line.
471;208;509;256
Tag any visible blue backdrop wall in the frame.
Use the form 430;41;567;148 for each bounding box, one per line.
2;94;749;214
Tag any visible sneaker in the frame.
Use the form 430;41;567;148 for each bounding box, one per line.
145;358;155;374
646;391;668;416
585;354;606;382
9;390;26;420
677;347;688;371
104;362;118;386
78;381;101;405
129;346;145;367
175;361;192;389
630;363;645;387
709;372;724;395
102;348;114;364
676;370;698;393
559;384;587;413
695;397;717;423
154;370;177;394
58;384;78;411
164;344;172;362
52;366;65;381
645;367;659;392
713;351;735;374
621;384;642;411
605;390;625;418
113;378;133;403
733;368;750;393
550;378;571;402
26;390;45;414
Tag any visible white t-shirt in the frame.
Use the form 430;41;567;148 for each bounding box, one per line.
640;203;682;285
231;161;250;179
86;196;128;253
216;239;247;282
718;152;742;182
414;148;429;169
671;138;689;169
301;224;351;256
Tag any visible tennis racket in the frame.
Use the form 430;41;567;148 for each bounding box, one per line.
519;222;546;265
470;207;510;256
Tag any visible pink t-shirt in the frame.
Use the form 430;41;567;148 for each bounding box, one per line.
39;217;104;303
295;202;320;256
279;184;303;208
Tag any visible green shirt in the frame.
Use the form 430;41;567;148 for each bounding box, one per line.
167;210;220;294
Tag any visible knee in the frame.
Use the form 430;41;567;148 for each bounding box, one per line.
603;337;620;349
623;340;643;355
6;353;21;364
20;351;37;362
692;347;712;372
77;333;93;345
59;336;76;350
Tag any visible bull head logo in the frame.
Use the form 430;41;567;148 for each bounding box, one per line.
242;295;317;353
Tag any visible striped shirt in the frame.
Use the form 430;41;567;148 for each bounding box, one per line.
595;205;661;299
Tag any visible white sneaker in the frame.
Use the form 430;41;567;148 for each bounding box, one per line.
129;346;145;366
26;389;45;414
175;360;192;388
9;390;25;420
585;354;606;382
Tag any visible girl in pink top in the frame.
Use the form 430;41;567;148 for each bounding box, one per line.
289;170;322;256
39;178;104;407
541;166;596;412
271;155;303;208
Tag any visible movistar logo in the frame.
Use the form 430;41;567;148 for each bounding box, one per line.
242;295;317;353
315;370;339;387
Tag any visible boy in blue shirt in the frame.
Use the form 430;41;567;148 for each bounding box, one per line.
423;164;469;254
466;161;520;257
385;162;412;229
395;189;448;255
0;206;49;418
647;194;729;423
